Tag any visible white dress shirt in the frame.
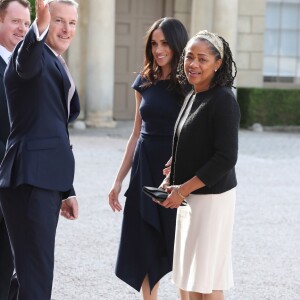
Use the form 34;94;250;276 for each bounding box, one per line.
0;45;12;64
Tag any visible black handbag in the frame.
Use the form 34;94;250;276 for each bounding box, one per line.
142;186;168;202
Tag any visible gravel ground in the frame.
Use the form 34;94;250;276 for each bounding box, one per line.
51;122;300;300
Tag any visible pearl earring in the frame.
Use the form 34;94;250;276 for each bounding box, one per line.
215;69;218;72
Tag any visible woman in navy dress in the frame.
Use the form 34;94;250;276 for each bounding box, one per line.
108;18;189;300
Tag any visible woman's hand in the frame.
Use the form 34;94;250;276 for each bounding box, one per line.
163;157;172;176
159;176;170;190
108;182;123;212
158;185;185;209
160;157;172;190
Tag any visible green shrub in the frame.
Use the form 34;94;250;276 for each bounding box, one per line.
237;88;300;128
29;0;36;21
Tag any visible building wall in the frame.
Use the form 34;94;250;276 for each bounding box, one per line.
67;0;88;120
174;0;192;32
113;0;168;120
68;0;116;126
236;0;266;87
70;0;298;125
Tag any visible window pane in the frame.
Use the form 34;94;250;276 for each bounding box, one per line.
280;30;298;56
281;4;298;29
296;60;300;79
265;3;280;29
264;30;279;55
299;4;300;30
279;57;297;76
282;0;300;4
264;1;300;81
264;56;278;76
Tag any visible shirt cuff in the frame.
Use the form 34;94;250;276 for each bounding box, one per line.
64;196;76;201
32;20;49;41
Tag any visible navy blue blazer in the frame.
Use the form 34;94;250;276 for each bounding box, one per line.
0;26;80;196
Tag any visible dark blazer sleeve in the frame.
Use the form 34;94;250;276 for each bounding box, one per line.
61;186;76;200
195;90;240;187
14;25;47;80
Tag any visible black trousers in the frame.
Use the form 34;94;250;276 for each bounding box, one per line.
0;208;14;300
0;185;62;300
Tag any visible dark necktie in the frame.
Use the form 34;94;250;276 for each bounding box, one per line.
58;55;75;118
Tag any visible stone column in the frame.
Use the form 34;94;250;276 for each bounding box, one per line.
85;0;116;127
213;0;239;58
213;0;239;90
190;0;214;36
67;0;88;124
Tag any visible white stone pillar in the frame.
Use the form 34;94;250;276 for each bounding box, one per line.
190;0;214;36
213;0;239;58
67;0;87;122
85;0;116;127
213;0;239;90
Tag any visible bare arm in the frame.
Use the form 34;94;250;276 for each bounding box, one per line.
108;91;142;212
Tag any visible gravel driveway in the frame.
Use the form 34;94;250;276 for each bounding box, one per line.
51;123;300;300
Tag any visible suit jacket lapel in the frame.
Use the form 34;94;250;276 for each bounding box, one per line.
45;47;70;116
56;62;70;104
44;47;79;121
0;56;7;77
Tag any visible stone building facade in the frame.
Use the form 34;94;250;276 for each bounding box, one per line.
67;0;300;126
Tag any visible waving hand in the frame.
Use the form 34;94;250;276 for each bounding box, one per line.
36;0;51;34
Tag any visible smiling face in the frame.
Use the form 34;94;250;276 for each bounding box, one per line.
0;1;31;52
184;38;222;92
151;28;173;76
46;2;78;55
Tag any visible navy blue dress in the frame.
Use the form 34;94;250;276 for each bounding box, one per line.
115;74;182;291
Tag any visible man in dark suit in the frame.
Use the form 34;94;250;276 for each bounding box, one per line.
0;1;31;299
0;0;80;299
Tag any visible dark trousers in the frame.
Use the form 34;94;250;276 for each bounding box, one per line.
0;185;62;300
0;208;14;300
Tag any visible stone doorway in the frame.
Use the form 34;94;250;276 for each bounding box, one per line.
114;0;172;119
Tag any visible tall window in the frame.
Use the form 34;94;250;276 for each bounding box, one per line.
264;0;300;83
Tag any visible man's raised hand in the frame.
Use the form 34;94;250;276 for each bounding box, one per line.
36;0;51;34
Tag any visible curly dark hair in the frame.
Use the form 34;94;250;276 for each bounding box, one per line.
140;17;189;100
177;34;237;89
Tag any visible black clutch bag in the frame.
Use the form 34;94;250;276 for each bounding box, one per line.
142;186;168;202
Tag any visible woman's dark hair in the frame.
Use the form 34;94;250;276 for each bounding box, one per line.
177;35;237;89
140;17;189;99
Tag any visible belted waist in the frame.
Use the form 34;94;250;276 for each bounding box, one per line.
141;122;175;138
140;132;173;141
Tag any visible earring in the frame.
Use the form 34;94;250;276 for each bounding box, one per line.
215;69;218;72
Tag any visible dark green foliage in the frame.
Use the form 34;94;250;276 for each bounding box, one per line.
237;88;300;127
29;0;35;21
